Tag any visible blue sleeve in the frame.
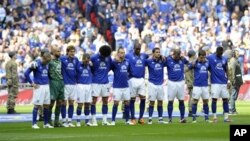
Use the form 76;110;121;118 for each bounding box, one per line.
24;68;33;84
111;60;115;71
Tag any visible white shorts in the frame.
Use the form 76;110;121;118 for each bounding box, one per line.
92;83;110;97
167;80;185;101
113;88;130;101
148;82;164;101
32;85;50;105
211;84;229;99
76;84;92;103
129;77;146;97
192;86;209;100
64;85;77;100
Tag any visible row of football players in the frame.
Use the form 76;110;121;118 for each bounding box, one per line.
25;43;231;128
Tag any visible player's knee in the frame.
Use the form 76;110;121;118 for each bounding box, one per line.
168;101;173;105
149;101;155;106
158;101;163;106
203;99;209;104
139;95;146;99
78;103;83;108
192;99;198;104
114;101;119;106
130;96;136;100
212;98;217;102
222;98;228;102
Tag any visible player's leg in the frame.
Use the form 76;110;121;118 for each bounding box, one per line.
38;106;44;121
76;103;83;127
101;84;110;125
191;99;199;123
31;86;43;129
211;84;219;122
148;101;155;124
68;99;75;127
32;105;40;129
221;84;231;122
111;88;121;125
148;82;156;124
102;96;110;125
167;81;176;123
84;85;92;126
43;85;53;128
91;96;98;125
91;84;100;126
202;87;211;122
138;94;146;124
187;87;193;117
84;102;91;126
43;104;53;128
129;78;137;123
138;79;146;124
156;85;167;124
157;100;167;124
191;87;201;122
177;81;186;123
54;99;63;127
111;100;119;125
68;85;77;127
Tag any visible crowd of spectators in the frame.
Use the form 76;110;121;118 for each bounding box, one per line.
1;0;250;85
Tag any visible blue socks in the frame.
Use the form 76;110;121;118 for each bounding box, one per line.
91;104;96;115
139;99;145;119
168;102;173;120
43;108;49;125
212;100;217;114
149;105;154;118
76;107;82;122
61;105;66;119
203;103;209;120
223;101;229;113
68;105;74;119
32;107;38;125
179;101;185;120
130;99;135;119
112;104;118;121
84;106;90;123
102;104;108;114
124;105;130;122
192;103;197;121
157;105;163;118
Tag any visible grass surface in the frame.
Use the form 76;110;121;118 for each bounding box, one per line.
0;101;249;141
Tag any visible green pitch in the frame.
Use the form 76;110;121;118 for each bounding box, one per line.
0;101;249;141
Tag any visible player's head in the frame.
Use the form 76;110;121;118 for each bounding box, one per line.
66;45;76;58
172;48;181;60
152;47;161;59
187;49;196;58
233;49;239;58
99;45;112;57
198;49;206;62
41;51;51;64
8;51;16;59
134;41;141;55
117;47;125;61
82;53;90;65
51;46;61;58
216;46;223;57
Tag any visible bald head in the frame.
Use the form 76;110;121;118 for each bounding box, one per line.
51;46;61;58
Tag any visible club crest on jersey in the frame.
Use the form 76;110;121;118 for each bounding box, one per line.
154;63;162;70
120;65;127;72
99;61;107;69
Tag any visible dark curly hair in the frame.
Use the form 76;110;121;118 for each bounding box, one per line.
99;45;112;57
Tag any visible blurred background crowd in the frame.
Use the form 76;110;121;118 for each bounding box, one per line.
1;0;250;85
